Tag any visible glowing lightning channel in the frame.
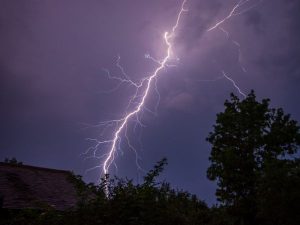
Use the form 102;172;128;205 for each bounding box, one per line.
207;0;263;74
222;71;246;98
207;0;261;31
101;0;188;175
205;0;262;97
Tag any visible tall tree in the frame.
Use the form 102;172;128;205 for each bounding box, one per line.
207;91;300;225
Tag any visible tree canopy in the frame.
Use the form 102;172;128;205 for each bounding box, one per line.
1;158;210;225
207;91;300;225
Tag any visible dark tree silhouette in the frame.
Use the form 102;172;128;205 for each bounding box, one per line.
1;158;210;225
207;91;300;225
4;157;23;165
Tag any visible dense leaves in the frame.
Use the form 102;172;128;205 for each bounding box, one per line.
207;91;300;225
1;159;210;225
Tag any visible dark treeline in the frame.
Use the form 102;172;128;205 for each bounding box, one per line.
1;91;300;225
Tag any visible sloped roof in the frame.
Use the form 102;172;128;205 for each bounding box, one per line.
0;162;78;210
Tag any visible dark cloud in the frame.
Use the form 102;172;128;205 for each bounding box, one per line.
175;0;223;51
244;10;264;34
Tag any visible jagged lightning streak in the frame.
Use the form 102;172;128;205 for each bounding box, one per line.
206;0;262;97
100;0;188;176
208;0;263;74
222;71;246;97
207;0;262;31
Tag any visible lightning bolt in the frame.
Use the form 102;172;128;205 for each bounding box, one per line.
222;71;246;98
102;1;188;175
84;0;262;182
207;0;262;31
205;0;262;97
86;0;188;177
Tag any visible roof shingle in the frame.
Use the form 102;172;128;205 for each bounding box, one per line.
0;162;78;210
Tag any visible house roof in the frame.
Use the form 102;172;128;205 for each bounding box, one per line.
0;162;78;210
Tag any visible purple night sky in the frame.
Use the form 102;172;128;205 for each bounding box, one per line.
1;0;300;204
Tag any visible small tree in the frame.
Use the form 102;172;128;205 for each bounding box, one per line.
207;91;300;225
4;157;23;165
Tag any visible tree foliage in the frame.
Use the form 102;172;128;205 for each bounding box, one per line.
4;157;23;165
1;158;210;225
207;91;300;225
